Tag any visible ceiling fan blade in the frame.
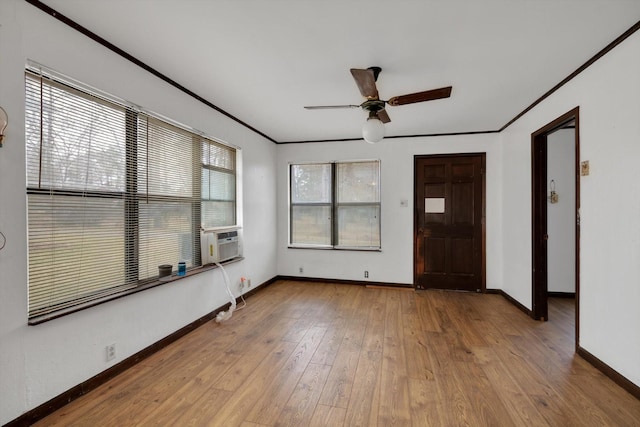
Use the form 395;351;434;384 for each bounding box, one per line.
387;86;452;106
376;109;391;123
350;68;379;99
304;104;360;110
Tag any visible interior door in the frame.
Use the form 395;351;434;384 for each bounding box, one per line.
414;154;484;291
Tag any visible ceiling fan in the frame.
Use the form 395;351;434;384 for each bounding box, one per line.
304;67;452;143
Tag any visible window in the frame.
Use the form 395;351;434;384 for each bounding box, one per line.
25;67;237;321
289;160;380;249
201;142;236;228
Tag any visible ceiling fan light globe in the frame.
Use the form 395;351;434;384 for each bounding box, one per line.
362;117;385;144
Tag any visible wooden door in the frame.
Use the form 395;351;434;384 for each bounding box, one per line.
414;154;484;291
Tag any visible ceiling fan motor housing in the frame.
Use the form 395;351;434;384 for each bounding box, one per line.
362;99;385;112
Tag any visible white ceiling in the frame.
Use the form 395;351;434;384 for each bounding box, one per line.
40;0;640;143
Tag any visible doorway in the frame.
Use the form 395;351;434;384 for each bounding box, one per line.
531;107;580;348
414;153;486;291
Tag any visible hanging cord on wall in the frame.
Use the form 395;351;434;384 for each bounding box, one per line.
214;262;246;323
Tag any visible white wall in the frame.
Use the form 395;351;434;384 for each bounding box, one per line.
0;1;277;424
276;134;503;289
547;128;576;293
500;30;640;387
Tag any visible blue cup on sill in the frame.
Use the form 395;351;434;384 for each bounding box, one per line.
178;261;186;276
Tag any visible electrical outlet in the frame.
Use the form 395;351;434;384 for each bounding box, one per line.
299;267;303;274
247;279;251;288
364;270;369;278
106;343;116;362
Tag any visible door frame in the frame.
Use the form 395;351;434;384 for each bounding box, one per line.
531;107;580;348
413;153;486;291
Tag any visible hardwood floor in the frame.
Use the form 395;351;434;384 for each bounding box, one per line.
34;281;640;426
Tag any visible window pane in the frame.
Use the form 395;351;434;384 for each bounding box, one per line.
337;161;379;203
202;201;236;228
202;168;235;201
291;164;331;203
138;202;193;279
337;205;380;247
27;195;126;316
291;205;331;245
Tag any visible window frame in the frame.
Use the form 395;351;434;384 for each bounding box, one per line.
25;63;240;324
288;159;381;251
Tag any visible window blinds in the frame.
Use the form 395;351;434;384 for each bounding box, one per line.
25;69;236;319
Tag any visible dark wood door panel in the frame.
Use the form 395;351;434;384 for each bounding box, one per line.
424;163;446;178
451;238;475;275
423;237;446;273
451;162;477;177
452;182;474;225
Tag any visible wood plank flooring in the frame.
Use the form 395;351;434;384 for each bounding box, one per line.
34;281;640;426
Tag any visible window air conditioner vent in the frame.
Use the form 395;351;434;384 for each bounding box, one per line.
200;227;242;264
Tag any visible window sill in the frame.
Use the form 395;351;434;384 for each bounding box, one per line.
28;257;244;326
287;245;381;252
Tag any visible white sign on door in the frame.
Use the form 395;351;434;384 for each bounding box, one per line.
425;198;445;213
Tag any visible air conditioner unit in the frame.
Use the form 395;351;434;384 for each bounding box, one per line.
200;227;242;265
